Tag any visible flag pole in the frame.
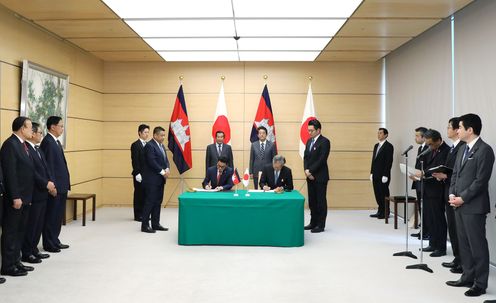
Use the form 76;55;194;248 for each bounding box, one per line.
179;75;184;85
263;74;268;84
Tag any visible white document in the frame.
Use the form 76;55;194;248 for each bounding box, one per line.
248;189;275;193
193;188;220;192
399;163;421;180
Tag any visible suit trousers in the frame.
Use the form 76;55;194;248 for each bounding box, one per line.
416;188;430;235
445;201;460;264
372;178;389;215
22;200;47;257
142;182;165;228
455;211;489;289
424;196;447;250
133;179;144;220
43;192;67;249
1;203;30;271
307;180;328;228
253;176;259;190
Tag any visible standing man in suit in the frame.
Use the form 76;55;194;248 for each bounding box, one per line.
205;131;233;170
411;126;430;239
0;161;5;283
249;126;276;189
21;122;56;264
419;129;450;257
141;126;170;233
303;119;331;233
202;156;234;191
0;116;35;277
446;113;494;297
432;117;465;272
369;128;394;219
259;155;293;192
130;124;149;222
40;116;71;253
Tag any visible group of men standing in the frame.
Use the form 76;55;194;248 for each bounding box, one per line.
370;113;495;299
130;119;331;233
0;116;70;284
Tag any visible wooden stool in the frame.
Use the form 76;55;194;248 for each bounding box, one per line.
63;194;96;226
385;196;418;229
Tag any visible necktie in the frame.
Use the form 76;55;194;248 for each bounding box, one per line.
430;149;437;160
159;143;166;160
375;144;381;158
309;138;315;151
217;144;222;156
142;141;146;147
450;144;454;153
462;145;470;164
275;170;280;184
35;145;42;159
23;142;29;156
217;171;221;185
260;142;265;160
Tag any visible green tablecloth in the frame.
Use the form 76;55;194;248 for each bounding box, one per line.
178;190;305;247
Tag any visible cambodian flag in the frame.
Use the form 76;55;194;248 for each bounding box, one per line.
168;85;192;174
250;84;277;152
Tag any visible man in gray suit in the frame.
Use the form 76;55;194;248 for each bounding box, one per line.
446;113;494;298
249;126;276;189
205;131;233;170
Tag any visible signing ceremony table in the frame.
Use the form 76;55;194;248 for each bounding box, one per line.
178;190;305;247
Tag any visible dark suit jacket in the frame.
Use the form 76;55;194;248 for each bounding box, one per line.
0;134;35;205
205;143;233;170
40;133;71;193
304;135;331;183
443;141;465;197
142;140;170;186
0;165;4;226
412;144;429;190
449;138;495;214
249;140;276;175
27;143;53;203
131;139;146;177
259;164;293;191
202;166;234;191
370;140;394;179
422;142;450;198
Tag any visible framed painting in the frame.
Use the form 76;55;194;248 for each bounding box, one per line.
20;60;69;147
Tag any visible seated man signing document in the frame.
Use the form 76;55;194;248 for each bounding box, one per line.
259;155;294;193
202;156;234;191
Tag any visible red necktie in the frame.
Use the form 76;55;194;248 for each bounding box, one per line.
23;142;29;156
217;171;221;185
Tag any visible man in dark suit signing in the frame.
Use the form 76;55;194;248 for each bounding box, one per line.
22;122;56;264
303;119;331;233
205;131;234;170
141;126;170;233
259;155;293;193
130;124;149;221
369;128;394;219
249;126;276;189
446;113;494;297
202;156;234;191
41;116;70;253
0;116;35;277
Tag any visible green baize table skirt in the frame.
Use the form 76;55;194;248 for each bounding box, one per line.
178;190;304;247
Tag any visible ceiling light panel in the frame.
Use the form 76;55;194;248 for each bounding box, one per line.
235;19;346;37
102;0;233;18
233;0;363;18
239;51;320;61
145;38;237;51
125;20;235;37
158;51;239;61
238;37;331;51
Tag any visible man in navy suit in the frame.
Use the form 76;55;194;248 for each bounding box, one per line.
447;114;495;297
130;124;149;221
141;126;170;233
259;155;293;193
303;119;331;233
0;116;35;277
22;122;56;264
40;116;71;253
202;156;234;191
205;131;234;170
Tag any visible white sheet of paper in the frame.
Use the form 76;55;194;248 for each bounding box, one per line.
193;188;220;192
399;163;421;180
248;189;275;193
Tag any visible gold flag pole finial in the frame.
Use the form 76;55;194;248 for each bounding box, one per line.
263;74;268;84
179;75;184;85
308;76;313;82
221;75;226;81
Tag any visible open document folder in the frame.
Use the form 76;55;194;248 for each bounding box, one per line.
399;163;421;181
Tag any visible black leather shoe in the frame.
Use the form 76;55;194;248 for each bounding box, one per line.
377;214;389;219
57;243;69;249
35;253;50;259
410;232;420;237
421;246;435;252
22;255;42;264
1;267;27;277
311;227;324;233
430;250;446;257
152;225;168;231
0;277;5;284
304;224;314;230
141;226;156;233
44;247;61;253
442;261;457;268
370;213;379;218
134;217;142;222
446;279;473;287
450;266;463;274
465;286;486;297
17;263;34;272
483;300;496;303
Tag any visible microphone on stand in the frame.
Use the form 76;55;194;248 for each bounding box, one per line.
401;145;414;156
416;147;432;159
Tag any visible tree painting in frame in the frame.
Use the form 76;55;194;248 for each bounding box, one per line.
20;60;69;147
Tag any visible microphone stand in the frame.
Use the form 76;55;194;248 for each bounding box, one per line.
406;159;433;273
393;148;417;259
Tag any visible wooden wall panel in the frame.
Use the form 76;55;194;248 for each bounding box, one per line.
68;85;104;120
0;63;21;110
65;150;102;184
0;110;19;142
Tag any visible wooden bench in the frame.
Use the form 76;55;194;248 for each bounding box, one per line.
385;196;418;229
63;194;96;226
